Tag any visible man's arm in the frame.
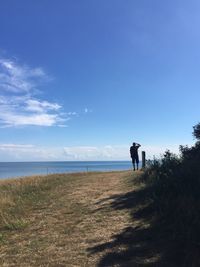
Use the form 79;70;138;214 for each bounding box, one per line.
136;143;141;148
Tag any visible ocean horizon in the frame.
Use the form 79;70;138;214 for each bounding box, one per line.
0;161;139;179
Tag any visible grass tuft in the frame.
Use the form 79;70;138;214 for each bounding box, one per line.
2;218;28;231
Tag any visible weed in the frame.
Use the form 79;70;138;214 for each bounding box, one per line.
4;219;28;231
0;232;5;243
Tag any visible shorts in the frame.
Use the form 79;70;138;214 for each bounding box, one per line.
132;156;139;164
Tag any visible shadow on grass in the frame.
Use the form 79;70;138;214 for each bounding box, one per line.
87;175;185;267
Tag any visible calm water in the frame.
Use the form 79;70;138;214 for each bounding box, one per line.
0;161;136;179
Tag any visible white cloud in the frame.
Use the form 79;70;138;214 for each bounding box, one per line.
0;59;46;93
0;143;186;162
0;144;126;161
67;112;77;116
64;145;129;160
84;107;92;114
0;144;34;149
63;144;182;161
0;143;59;161
0;57;73;127
25;99;61;113
142;144;181;158
1;113;59;127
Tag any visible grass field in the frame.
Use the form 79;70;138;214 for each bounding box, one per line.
3;170;189;267
0;171;149;267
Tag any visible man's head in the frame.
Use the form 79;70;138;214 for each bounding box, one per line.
133;142;136;146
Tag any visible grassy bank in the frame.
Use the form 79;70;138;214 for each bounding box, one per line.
0;171;141;266
2;167;198;266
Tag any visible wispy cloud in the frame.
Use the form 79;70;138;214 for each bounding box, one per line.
25;99;61;113
0;143;59;161
0;143;182;161
0;144;128;161
0;59;45;93
84;107;92;114
64;145;129;160
0;58;74;127
63;144;181;160
0;144;34;149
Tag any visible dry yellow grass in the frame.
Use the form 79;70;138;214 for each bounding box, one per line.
0;171;142;266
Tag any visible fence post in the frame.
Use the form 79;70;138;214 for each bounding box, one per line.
142;151;146;169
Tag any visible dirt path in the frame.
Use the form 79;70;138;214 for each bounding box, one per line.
1;171;140;267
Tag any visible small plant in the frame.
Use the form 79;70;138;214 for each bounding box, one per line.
4;219;28;231
0;233;5;243
1;213;28;231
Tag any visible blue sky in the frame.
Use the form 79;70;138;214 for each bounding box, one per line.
0;0;200;161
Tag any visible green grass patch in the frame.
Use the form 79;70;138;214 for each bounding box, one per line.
3;219;28;231
0;232;5;243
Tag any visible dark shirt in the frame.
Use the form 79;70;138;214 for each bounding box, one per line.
130;145;140;158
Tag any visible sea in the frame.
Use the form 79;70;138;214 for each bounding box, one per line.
0;161;137;179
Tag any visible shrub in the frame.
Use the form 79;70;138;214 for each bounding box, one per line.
141;123;200;265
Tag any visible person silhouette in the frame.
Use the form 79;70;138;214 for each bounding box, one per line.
130;142;141;171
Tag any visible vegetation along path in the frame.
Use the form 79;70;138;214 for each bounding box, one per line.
0;171;159;267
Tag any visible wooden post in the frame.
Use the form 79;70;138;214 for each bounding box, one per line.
142;151;146;169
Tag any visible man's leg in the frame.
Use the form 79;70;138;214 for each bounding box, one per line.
132;158;135;171
136;157;139;170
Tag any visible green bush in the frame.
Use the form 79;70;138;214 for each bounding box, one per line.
141;123;200;265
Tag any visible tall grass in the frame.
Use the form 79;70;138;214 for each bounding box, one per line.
0;174;65;232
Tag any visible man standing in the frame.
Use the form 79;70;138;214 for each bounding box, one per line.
130;142;141;171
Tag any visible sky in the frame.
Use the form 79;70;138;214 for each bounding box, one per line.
0;0;200;161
